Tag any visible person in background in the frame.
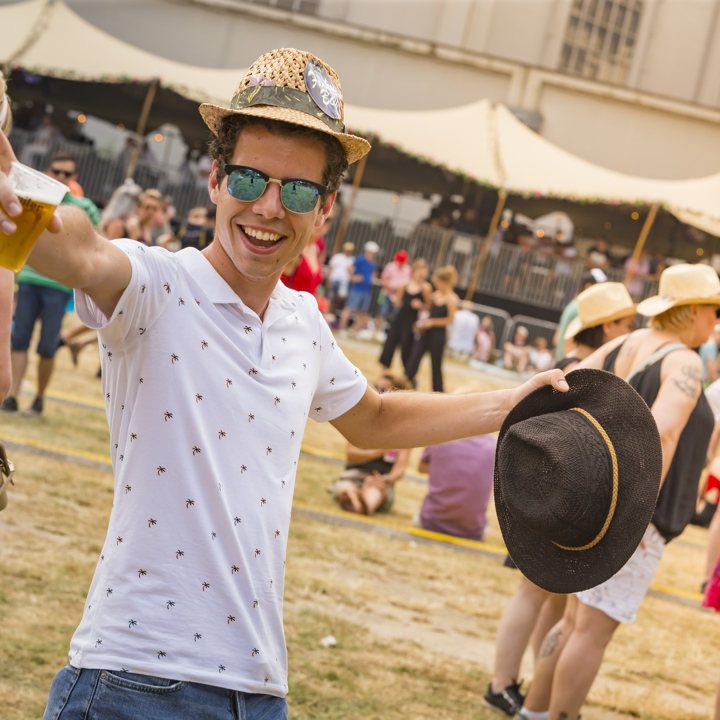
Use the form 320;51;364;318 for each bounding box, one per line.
99;179;142;240
472;316;497;364
700;322;720;384
1;152;99;416
332;373;413;515
285;206;334;297
415;383;496;540
327;242;355;317
0;71;13;402
484;281;638;717
158;206;214;252
125;188;161;245
377;249;411;328
379;258;432;374
503;326;531;373
585;237;611;270
527;337;553;373
447;300;480;359
553;271;603;363
405;265;459;392
624;250;650;300
339;240;379;334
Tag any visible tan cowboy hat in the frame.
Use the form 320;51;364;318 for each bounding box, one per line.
637;263;720;317
565;282;637;340
199;48;370;164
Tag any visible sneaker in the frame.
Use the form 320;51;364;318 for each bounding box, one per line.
482;681;524;716
23;397;43;417
0;396;18;413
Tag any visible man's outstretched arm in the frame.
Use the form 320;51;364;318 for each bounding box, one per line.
331;369;569;450
0;130;131;318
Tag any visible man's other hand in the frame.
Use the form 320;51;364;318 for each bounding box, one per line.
510;369;570;409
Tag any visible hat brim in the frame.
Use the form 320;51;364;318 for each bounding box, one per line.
494;368;662;594
199;103;371;165
636;294;720;317
564;306;638;340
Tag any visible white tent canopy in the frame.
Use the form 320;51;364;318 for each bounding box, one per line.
3;0;720;236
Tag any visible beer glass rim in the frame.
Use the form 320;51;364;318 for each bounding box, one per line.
10;161;68;205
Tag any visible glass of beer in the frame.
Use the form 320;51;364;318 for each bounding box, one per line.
0;161;68;272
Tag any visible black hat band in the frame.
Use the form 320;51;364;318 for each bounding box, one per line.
552;407;619;552
230;86;347;134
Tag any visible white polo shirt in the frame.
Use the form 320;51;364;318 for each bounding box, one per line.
69;239;366;696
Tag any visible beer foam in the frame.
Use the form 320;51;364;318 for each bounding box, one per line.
18;188;64;206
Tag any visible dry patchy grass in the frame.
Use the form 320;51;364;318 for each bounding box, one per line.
1;330;719;719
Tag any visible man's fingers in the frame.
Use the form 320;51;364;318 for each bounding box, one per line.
0;172;22;236
48;214;63;234
538;368;569;393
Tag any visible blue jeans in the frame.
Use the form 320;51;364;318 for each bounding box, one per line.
345;286;371;312
43;664;288;720
11;282;72;359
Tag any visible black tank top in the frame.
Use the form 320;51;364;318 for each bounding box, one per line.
604;341;714;543
429;302;449;319
555;356;582;372
401;288;423;308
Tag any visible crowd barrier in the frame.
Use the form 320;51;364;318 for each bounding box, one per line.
9;128;660;312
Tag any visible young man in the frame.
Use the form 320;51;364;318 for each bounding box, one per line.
1;152;99;416
0;49;568;720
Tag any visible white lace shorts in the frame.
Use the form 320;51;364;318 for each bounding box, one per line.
575;524;665;624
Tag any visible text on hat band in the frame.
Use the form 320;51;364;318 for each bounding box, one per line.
230;86;346;134
552;407;619;552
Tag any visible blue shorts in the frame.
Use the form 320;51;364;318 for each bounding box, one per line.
345;286;372;313
11;282;72;359
43;664;288;720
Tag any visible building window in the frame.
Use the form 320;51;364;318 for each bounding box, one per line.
246;0;319;14
559;0;643;83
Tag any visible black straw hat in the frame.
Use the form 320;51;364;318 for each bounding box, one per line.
494;368;662;594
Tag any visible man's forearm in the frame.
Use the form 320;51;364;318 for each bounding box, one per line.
26;205;102;288
338;389;512;450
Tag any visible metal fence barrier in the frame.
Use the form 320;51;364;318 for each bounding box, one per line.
500;315;559;351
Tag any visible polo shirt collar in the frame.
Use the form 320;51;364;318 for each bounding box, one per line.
176;248;297;316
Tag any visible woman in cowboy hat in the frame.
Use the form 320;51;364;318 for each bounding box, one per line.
484;282;637;716
520;263;719;720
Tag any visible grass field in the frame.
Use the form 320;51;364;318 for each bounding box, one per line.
1;327;719;719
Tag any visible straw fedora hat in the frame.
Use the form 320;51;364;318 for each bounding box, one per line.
199;48;370;164
564;282;636;340
494;368;662;593
637;263;720;317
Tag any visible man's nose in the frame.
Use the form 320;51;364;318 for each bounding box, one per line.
251;180;285;219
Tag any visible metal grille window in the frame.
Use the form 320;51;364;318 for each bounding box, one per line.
245;0;319;14
559;0;643;83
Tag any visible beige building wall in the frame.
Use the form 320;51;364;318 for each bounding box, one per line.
12;0;720;180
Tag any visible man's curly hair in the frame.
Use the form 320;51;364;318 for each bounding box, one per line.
208;115;348;197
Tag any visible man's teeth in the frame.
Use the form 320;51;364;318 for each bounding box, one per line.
242;226;282;243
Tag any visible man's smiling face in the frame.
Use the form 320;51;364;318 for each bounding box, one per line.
207;125;334;287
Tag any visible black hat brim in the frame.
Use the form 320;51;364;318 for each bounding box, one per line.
494;368;662;594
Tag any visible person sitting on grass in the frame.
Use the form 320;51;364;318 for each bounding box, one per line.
333;373;412;515
413;383;496;540
503;325;531;373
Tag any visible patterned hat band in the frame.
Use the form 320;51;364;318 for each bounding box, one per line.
230;86;346;134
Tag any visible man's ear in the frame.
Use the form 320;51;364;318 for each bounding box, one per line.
209;160;221;203
315;192;336;229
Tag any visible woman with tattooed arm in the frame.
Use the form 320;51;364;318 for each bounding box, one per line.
519;264;719;720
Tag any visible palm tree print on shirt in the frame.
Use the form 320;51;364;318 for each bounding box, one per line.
175;550;184;559
252;599;259;609
106;588;113;596
260;498;267;506
218;430;226;440
95;639;103;648
243;326;252;334
194;633;202;642
163;411;173;422
251;648;260;657
218;665;226;673
240;465;248;474
148;518;157;528
192;446;202;456
166;600;175;609
130;433;138;442
128;619;137;628
254;549;261;558
234;516;242;525
138;569;147;578
178;297;185;306
211;531;217;540
157;651;166;659
248;414;255;423
116;536;123;545
170;353;179;364
266;446;273;456
195;393;203;403
125;485;132;494
231;565;240;574
227;615;236;624
200;340;209;350
186;499;195;508
248;368;259;377
225;379;233;388
157;466;166;476
274;396;281;406
202;582;211;591
164;283;171;294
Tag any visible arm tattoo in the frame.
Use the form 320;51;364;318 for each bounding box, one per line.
557;713;570;720
539;628;563;658
673;364;702;399
618;340;634;357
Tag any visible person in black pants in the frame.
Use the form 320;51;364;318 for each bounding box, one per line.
405;265;459;392
379;258;432;373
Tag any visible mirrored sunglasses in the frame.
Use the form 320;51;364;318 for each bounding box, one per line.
224;165;327;215
50;167;74;178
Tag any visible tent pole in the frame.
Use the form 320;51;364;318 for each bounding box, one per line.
126;78;159;180
465;188;507;301
626;202;659;284
332;144;370;256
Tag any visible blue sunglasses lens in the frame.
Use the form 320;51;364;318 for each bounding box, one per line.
281;181;320;214
227;168;266;202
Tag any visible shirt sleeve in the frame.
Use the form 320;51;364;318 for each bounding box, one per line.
75;239;180;348
310;306;367;423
